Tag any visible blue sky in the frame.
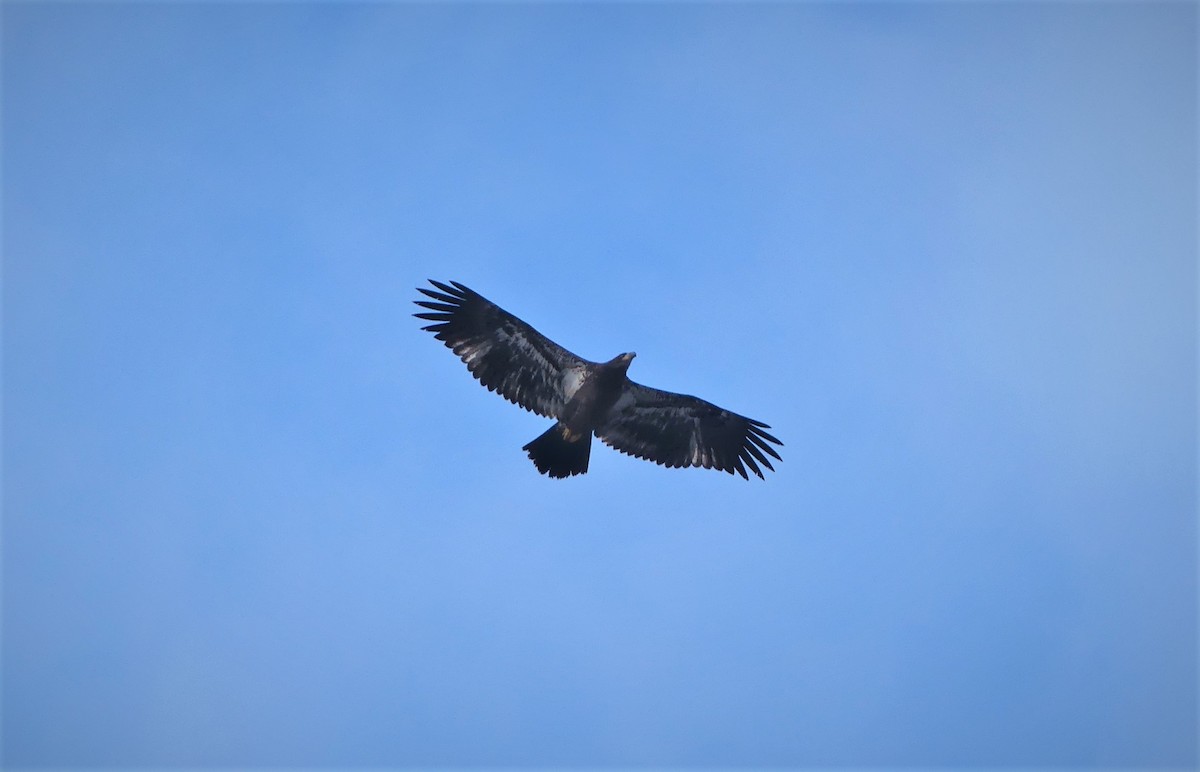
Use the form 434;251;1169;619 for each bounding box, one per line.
2;1;1196;768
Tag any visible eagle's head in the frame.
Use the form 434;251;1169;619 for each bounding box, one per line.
610;352;636;370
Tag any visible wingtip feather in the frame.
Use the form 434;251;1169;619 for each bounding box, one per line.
417;287;458;304
750;425;783;448
414;300;457;312
744;442;775;472
428;279;468;298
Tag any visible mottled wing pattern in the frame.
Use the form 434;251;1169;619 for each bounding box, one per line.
596;382;783;479
414;280;590;419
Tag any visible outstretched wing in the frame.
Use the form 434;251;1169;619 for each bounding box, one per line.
596;382;783;479
414;280;590;419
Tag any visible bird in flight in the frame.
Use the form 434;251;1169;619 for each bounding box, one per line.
414;280;782;479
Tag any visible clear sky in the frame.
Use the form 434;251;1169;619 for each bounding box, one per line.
3;1;1196;768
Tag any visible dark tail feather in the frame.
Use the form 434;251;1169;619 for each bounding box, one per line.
522;424;591;478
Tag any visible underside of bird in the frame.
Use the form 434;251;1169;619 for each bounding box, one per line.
415;279;783;480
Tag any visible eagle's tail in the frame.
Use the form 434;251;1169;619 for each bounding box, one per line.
523;423;591;478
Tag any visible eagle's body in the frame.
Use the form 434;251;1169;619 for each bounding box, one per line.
414;280;782;479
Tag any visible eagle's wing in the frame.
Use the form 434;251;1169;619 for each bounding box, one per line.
414;280;590;419
596;381;783;479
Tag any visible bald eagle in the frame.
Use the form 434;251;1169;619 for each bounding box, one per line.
414;280;782;479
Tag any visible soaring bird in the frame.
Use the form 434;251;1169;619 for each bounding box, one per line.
414;280;782;479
